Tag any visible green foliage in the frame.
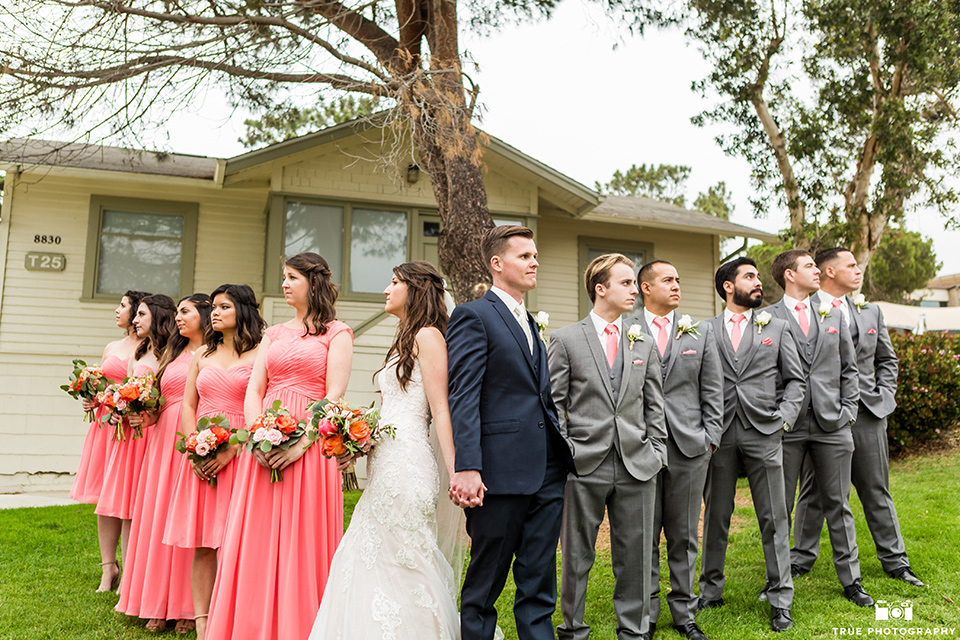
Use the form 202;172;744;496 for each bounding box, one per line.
746;239;791;303
864;228;941;304
240;96;380;149
595;163;691;206
888;332;960;455
692;180;733;220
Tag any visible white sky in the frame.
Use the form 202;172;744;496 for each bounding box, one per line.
158;1;960;276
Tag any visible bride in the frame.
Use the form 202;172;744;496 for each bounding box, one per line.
309;260;462;640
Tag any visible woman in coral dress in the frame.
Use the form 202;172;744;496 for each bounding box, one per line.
117;294;210;632
166;284;264;640
71;289;147;592
95;294;177;579
206;253;353;640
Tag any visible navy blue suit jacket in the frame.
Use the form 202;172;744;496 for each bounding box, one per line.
447;290;572;495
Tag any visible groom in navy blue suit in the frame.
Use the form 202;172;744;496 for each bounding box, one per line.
448;225;575;640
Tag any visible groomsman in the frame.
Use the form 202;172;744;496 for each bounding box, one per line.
766;249;873;607
698;257;805;633
549;253;668;640
791;248;923;587
631;261;723;640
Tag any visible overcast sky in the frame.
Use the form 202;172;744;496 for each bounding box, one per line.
159;1;960;276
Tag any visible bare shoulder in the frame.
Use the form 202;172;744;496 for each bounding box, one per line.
415;326;447;354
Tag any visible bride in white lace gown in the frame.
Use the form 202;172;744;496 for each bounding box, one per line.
310;261;461;640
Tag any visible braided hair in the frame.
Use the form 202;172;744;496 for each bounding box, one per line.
285;252;338;336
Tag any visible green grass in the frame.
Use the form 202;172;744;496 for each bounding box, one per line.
2;454;958;639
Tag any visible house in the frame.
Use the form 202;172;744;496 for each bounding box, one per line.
911;273;960;308
0;120;776;492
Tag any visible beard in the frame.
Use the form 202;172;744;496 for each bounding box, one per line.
733;286;763;309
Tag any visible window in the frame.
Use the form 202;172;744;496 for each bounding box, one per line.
83;196;198;301
577;236;654;317
265;198;410;298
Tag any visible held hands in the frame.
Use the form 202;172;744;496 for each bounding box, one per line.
449;470;486;509
261;440;309;472
81;398;98;413
192;444;238;482
126;412;157;428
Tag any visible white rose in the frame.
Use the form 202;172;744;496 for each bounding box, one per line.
534;311;549;327
627;324;644;341
853;293;866;307
252;427;269;442
819;301;832;315
756;311;772;325
678;314;694;330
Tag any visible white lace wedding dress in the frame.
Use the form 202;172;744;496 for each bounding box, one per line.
309;359;461;640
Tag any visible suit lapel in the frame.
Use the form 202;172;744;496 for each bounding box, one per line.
711;315;738;370
662;311;684;381
581;320;616;404
847;296;865;351
737;311;762;370
487;292;538;375
809;294;824;363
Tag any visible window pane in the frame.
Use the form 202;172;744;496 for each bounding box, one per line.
102;210;183;238
493;218;523;227
285;202;344;285
97;235;182;296
96;210;184;296
350;208;407;293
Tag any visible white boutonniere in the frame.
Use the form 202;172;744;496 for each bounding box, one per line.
627;324;645;350
853;293;867;314
534;311;549;342
817;301;832;323
675;314;701;340
754;310;772;335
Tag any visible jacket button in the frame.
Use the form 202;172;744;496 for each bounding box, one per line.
538;422;544;429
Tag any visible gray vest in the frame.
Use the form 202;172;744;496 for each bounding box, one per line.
796;313;818;363
659;328;673;380
608;337;624;402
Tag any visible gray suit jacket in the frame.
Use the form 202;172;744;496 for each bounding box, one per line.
708;313;806;435
631;311;724;458
548;317;668;482
846;297;898;419
767;295;860;431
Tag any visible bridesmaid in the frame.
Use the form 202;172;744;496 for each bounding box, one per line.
166;284;264;640
206;253;353;640
95;294;177;579
117;294;210;632
71;289;147;592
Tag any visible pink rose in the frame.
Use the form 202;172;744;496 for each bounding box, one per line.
195;442;211;456
252;427;269;443
266;429;284;446
316;418;337;437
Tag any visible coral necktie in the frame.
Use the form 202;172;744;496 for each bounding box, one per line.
795;302;809;337
653;317;669;358
605;324;619;369
730;313;745;352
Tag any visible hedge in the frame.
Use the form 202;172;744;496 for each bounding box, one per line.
887;332;960;455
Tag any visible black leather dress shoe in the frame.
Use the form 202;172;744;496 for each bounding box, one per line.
696;597;725;611
790;563;809;578
771;607;793;632
673;622;709;640
759;580;772;601
639;622;656;640
843;579;875;607
888;566;925;587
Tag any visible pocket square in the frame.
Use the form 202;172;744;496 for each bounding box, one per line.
632;359;644;365
761;337;774;346
681;349;697;355
826;326;839;334
867;328;877;334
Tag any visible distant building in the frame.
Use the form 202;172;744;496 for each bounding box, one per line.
911;273;960;308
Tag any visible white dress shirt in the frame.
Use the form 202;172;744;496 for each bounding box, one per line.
589;311;622;343
643;308;675;337
723;308;754;341
491;286;533;352
781;294;813;328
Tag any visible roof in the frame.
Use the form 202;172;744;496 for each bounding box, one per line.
584;195;779;242
926;273;960;289
0;138;217;179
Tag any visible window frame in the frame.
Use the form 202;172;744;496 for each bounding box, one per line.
577;236;654;318
264;195;415;302
82;195;199;302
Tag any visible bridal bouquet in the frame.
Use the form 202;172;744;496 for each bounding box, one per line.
230;400;308;482
306;398;395;460
99;372;166;441
175;414;233;487
61;359;109;422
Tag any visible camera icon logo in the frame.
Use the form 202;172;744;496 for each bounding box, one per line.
876;600;913;621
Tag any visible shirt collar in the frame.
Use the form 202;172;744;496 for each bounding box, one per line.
590;311;621;336
490;286;524;315
782;293;810;312
643;308;674;330
724;307;753;324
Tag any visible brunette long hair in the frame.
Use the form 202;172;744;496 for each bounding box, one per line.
158;293;212;381
134;294;177;361
204;284;265;356
123;290;150;334
285;252;338;336
382;261;448;391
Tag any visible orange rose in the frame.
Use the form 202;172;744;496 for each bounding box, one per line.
347;420;370;442
211;426;230;442
275;414;298;435
119;385;140;401
321;434;348;458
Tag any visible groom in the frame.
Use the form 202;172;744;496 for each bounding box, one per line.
447;225;576;640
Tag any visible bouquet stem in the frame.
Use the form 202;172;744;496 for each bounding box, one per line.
270;468;283;483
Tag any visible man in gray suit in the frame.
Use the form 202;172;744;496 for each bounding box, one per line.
697;257;805;633
632;260;723;640
766;249;873;607
549;253;668;640
791;248;923;587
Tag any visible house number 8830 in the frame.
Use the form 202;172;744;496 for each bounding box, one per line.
34;235;62;244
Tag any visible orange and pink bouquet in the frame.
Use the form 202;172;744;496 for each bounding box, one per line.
99;372;166;441
307;398;394;460
230;400;307;482
61;359;109;422
175;414;232;487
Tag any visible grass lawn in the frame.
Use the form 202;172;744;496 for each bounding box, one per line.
1;453;958;639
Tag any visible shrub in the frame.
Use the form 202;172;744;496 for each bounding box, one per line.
888;332;960;455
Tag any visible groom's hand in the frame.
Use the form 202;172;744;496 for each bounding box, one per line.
450;470;485;508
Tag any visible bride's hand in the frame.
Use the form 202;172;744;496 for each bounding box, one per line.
335;451;358;472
